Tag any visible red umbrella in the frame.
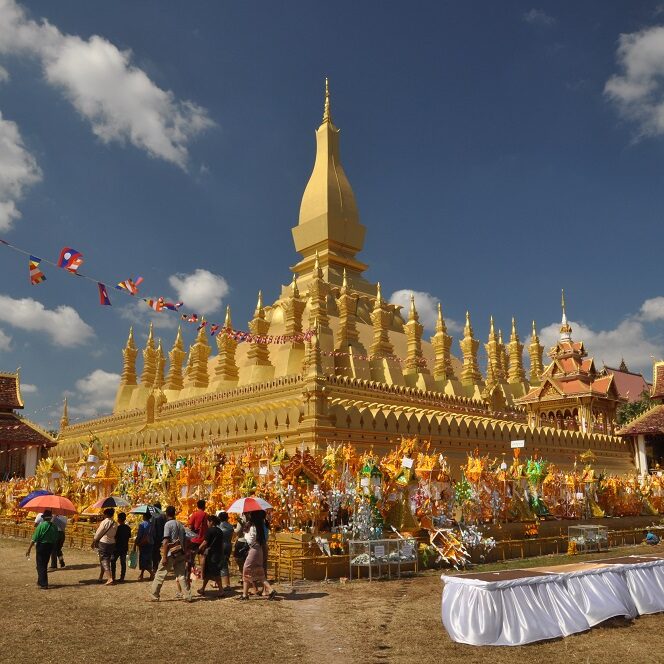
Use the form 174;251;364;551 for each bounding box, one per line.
22;495;77;516
227;497;272;513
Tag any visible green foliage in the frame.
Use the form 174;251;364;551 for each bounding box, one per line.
617;390;654;425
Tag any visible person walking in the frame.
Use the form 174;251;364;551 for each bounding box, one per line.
150;502;166;574
233;514;249;583
217;510;233;593
49;514;67;570
197;514;224;597
112;512;131;582
149;505;192;602
187;499;208;579
134;512;155;581
25;509;59;590
238;511;276;601
93;508;118;586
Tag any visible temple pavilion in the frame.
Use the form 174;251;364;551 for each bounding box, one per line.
0;371;55;478
53;82;634;476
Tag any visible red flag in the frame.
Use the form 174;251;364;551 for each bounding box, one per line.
97;283;111;306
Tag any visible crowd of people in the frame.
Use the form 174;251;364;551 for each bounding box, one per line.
25;500;278;600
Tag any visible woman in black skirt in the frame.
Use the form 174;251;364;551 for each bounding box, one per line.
197;514;224;597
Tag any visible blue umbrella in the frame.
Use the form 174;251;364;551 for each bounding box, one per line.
19;489;53;508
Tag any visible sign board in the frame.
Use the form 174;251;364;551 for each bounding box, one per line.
258;466;268;476
511;440;525;449
374;545;385;557
402;457;414;469
401;543;414;558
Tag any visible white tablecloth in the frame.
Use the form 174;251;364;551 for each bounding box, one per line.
441;558;664;646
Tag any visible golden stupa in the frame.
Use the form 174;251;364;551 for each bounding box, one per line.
53;81;633;476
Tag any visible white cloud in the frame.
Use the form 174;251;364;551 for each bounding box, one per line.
0;0;214;168
389;289;462;333
605;26;664;139
539;317;661;374
523;9;556;27
0;328;11;350
118;300;177;331
68;368;120;418
0;111;42;230
21;382;37;393
0;64;9;83
640;296;664;321
168;268;229;314
0;294;94;347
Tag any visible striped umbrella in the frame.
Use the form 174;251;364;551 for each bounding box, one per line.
90;496;131;509
226;497;272;513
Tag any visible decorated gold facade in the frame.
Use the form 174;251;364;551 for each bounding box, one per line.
53;83;632;476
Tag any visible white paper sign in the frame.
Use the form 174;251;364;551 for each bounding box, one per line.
258;466;268;476
374;545;385;557
402;457;414;469
511;440;525;449
401;543;413;557
360;477;370;487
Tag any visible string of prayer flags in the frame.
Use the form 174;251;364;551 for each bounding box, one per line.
146;297;164;312
209;324;220;336
197;320;208;331
97;283;112;306
29;256;46;285
57;247;84;273
116;276;143;295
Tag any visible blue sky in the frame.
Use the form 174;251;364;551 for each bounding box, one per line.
1;0;664;428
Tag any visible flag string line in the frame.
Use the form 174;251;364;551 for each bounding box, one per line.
0;238;315;344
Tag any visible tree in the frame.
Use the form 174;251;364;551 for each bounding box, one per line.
617;390;654;425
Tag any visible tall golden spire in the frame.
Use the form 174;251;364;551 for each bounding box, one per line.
529;320;544;385
507;317;526;384
497;328;508;382
403;294;428;376
255;290;264;318
165;326;186;391
188;319;211;388
120;326;138;386
307;259;330;330
431;302;456;381
323;77;332;124
140;323;157;387
484;317;500;388
154;339;165;390
560;288;572;341
292;79;367;282
370;283;394;358
336;266;364;356
246;292;272;368
460;311;482;386
213;306;239;387
60;397;69;430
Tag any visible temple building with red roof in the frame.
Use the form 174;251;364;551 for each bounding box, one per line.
0;371;56;479
516;294;624;435
618;360;664;475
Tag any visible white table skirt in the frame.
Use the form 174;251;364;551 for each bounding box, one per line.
441;559;664;646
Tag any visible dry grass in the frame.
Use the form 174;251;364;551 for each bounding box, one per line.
2;538;664;664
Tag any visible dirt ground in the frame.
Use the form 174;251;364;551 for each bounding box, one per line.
2;538;664;664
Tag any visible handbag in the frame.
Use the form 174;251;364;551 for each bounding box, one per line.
128;549;138;569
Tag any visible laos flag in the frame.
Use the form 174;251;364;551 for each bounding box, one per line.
57;247;84;273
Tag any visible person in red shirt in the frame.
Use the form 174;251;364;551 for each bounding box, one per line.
187;499;208;581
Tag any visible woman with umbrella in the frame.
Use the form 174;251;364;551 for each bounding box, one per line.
228;498;276;601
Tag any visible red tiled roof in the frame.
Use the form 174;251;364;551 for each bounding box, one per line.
604;368;650;403
652;363;664;401
618;405;664;436
0;413;55;448
0;373;23;411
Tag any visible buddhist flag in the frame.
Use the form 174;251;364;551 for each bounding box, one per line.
57;247;84;273
116;276;143;295
146;297;164;312
97;283;111;306
29;256;46;285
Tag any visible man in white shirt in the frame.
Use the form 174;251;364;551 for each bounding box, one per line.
49;515;67;569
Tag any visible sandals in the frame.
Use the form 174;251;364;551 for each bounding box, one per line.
267;590;277;600
236;594;249;601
